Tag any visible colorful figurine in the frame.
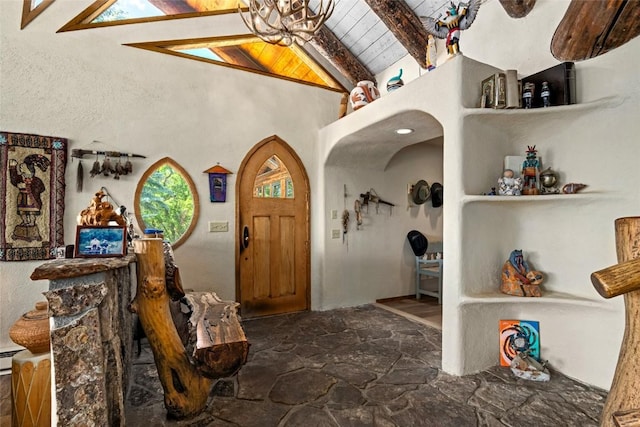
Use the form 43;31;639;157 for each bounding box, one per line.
522;146;541;195
420;1;481;56
500;250;544;297
497;169;523;196
426;34;437;71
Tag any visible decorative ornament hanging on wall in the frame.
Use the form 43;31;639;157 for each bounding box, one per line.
72;144;145;192
204;164;233;202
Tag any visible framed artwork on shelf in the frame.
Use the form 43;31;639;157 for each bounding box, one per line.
74;225;127;258
481;75;495;108
499;319;540;366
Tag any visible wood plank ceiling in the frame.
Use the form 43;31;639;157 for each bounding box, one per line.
55;0;453;90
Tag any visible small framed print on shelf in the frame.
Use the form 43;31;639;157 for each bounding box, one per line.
74;225;127;258
481;75;495;108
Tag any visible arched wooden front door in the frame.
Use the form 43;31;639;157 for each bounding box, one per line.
236;135;310;318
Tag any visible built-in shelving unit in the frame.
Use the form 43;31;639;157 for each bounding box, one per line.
319;54;626;389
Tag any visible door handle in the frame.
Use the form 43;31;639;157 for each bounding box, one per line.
242;226;250;250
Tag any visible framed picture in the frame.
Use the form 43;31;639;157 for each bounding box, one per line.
481;75;495;108
74;225;127;258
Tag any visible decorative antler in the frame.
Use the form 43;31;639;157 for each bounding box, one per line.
239;0;334;46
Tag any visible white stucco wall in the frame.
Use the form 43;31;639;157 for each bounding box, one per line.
320;0;640;390
0;0;342;354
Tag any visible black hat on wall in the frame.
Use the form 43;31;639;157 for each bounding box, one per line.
431;182;443;208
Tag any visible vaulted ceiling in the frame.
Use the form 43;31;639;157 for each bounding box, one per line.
25;0;460;91
28;0;640;93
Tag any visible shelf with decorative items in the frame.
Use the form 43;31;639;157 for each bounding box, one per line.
460;95;626;198
459;290;607;308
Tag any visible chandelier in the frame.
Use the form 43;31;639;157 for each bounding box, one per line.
239;0;335;46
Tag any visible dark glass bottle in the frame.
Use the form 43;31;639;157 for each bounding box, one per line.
541;81;551;107
522;82;535;109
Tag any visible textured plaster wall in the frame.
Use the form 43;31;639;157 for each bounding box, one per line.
368;0;640;389
320;141;444;309
0;0;341;353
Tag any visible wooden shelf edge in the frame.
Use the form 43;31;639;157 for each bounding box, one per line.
461;95;625;117
461;193;603;204
459;290;609;308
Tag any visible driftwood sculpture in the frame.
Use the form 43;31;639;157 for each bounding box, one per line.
131;238;248;419
591;217;640;427
78;190;126;226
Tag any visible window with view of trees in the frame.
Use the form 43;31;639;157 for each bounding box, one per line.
134;157;199;249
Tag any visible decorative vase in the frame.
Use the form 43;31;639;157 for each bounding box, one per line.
349;80;380;111
9;301;51;354
386;69;404;92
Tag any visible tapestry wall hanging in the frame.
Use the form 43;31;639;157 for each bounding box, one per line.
0;131;67;261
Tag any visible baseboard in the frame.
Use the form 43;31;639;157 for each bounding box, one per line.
0;347;23;371
375;295;416;303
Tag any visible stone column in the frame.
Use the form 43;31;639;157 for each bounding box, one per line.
31;256;135;427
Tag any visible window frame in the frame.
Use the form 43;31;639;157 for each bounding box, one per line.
134;157;199;250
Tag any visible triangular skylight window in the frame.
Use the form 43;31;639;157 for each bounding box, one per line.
125;35;345;92
58;0;244;32
21;0;55;29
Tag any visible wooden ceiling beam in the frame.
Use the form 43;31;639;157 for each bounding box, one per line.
552;0;640;61
309;26;376;87
363;0;429;69
498;0;536;19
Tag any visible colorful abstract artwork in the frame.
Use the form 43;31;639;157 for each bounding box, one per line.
499;319;540;367
0;131;67;261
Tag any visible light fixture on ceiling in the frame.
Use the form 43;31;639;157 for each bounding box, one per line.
239;0;334;46
395;128;414;135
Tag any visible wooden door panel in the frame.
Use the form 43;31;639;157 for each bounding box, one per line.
252;216;271;299
276;215;295;297
237;136;310;318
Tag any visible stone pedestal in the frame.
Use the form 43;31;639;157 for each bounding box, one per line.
11;350;51;427
31;255;136;427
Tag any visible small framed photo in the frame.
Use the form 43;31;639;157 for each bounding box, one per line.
74;225;127;258
481;75;495;108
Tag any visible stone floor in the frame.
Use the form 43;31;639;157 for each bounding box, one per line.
125;305;608;426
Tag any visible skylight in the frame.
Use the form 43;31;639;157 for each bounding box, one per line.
93;0;163;23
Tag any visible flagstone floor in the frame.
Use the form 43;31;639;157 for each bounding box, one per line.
125;305;608;426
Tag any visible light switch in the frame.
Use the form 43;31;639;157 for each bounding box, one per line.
331;209;338;219
331;229;341;239
209;221;228;232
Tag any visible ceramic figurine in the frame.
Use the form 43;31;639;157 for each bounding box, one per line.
497;169;523;196
562;183;587;194
420;0;481;56
521;146;541;195
386;69;404;92
500;249;544;297
349;80;380;111
539;167;560;194
426;34;437;71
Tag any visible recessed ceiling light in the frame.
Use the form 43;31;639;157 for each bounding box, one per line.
395;128;414;135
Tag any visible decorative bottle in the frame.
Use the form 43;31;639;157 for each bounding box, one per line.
541;81;551;107
522;82;535;109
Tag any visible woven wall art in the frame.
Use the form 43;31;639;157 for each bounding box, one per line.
0;131;67;261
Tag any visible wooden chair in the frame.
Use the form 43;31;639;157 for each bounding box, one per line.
407;230;443;304
416;241;443;304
